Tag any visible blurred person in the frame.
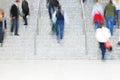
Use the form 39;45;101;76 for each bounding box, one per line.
10;0;20;36
22;0;30;25
92;0;104;29
113;0;120;28
46;0;59;19
46;0;55;19
0;9;7;47
51;0;59;34
96;22;111;60
104;0;116;35
53;5;65;43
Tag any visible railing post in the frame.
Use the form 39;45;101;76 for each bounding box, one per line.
80;0;88;55
34;0;41;55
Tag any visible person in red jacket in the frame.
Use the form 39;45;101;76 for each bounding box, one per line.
92;0;104;29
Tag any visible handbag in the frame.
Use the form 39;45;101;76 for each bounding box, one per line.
104;40;111;49
105;40;112;51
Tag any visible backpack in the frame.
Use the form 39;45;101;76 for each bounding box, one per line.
56;11;64;21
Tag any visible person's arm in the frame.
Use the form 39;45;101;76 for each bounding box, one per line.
10;5;13;18
27;1;30;15
4;19;7;32
104;6;106;18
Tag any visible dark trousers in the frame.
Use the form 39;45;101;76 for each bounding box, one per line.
99;42;106;60
23;13;28;25
11;18;19;35
0;32;4;43
48;4;55;19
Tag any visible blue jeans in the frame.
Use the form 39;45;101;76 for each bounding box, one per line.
117;10;120;19
94;21;100;29
116;10;120;28
56;21;64;41
99;42;106;60
11;18;19;35
105;16;115;35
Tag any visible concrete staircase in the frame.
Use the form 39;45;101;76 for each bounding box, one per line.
0;0;40;59
36;0;87;60
0;0;119;60
84;0;120;60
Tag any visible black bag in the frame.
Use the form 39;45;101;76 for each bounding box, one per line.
52;23;56;33
108;46;112;52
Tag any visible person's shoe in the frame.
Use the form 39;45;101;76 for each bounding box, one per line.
15;34;19;36
118;41;120;45
24;24;28;25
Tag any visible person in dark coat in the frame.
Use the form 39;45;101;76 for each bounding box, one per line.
0;9;7;47
10;0;20;36
47;0;59;19
22;0;29;25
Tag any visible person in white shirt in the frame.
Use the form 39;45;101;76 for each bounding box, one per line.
96;22;111;60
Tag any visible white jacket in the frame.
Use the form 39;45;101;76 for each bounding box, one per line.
95;27;111;42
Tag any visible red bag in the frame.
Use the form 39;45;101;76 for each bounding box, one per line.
104;41;111;49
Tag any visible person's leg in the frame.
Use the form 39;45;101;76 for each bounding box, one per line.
23;13;28;25
56;23;60;43
99;42;106;60
10;19;15;33
48;5;52;19
15;18;19;35
118;10;120;28
60;22;64;40
105;16;110;29
109;16;114;35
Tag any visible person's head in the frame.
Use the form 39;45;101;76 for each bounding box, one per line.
16;0;20;4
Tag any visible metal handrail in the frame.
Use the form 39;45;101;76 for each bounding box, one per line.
36;0;41;35
34;0;41;55
80;0;88;54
